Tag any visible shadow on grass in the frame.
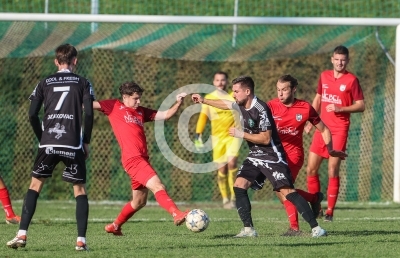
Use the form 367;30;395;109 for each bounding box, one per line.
330;230;400;236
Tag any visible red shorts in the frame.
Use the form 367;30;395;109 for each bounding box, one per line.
124;157;157;190
309;130;348;159
286;151;304;183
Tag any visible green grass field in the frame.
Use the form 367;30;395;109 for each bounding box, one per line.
1;201;400;257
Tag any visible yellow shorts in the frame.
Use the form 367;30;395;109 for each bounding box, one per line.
212;136;240;164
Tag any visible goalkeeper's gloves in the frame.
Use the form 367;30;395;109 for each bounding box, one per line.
194;134;204;151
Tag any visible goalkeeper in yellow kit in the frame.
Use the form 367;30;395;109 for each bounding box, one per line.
195;71;240;209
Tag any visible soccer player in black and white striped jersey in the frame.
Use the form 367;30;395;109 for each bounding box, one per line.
191;75;327;238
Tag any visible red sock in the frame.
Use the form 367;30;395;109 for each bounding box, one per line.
283;200;299;230
115;202;137;226
0;188;16;218
326;177;340;216
296;189;318;203
154;190;180;216
307;175;320;194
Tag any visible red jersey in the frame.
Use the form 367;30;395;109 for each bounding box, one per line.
317;70;364;132
268;98;321;157
99;99;157;167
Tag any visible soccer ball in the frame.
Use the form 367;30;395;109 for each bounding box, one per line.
185;209;209;233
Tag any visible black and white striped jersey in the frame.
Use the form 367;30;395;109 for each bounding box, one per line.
234;96;286;162
29;70;95;149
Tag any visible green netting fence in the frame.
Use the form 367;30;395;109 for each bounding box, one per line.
0;0;397;203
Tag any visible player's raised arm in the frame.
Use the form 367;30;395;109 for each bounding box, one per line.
191;93;233;110
154;92;187;121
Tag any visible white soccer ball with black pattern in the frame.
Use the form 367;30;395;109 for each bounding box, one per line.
185;209;209;232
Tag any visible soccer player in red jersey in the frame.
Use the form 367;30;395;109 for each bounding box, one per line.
268;74;347;236
305;45;365;222
93;81;189;236
0;177;20;224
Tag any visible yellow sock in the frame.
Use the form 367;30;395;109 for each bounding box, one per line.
228;168;238;201
217;171;229;202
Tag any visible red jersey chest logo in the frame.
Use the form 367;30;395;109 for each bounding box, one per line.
296;114;302;121
123;110;144;127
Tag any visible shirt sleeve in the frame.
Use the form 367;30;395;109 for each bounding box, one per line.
28;82;43;101
308;104;321;126
316;76;323;95
259;107;272;132
351;78;364;101
83;79;95;101
142;106;158;122
98;99;117;116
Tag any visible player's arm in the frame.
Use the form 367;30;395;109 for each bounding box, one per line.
229;128;271;145
305;93;322;134
155;93;187;121
93;100;102;110
326;99;365;113
314;121;347;158
28;99;43;141
192;94;233;110
82;98;94;159
311;93;322;113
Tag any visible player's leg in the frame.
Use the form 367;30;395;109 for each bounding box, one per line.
307;132;328;195
325;156;342;221
306;152;325;218
7;148;56;249
264;162;326;237
226;137;240;208
0;176;20;224
213;142;230;207
281;187;326;237
105;187;148;236
61;148;89;251
279;156;302;234
146;174;188;225
233;159;260;237
324;132;347;222
7;177;46;249
73;183;89;250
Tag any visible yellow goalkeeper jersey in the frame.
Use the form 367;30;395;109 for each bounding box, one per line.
196;90;236;137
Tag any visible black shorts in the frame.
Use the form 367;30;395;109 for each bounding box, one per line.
31;147;87;184
237;156;294;191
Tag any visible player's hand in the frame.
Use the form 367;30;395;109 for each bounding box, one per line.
176;92;187;103
328;149;348;158
304;122;313;134
192;94;203;104
326;104;341;113
83;143;90;160
194;135;204;151
229;127;244;138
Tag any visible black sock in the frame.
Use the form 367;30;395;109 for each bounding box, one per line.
286;192;318;229
76;195;89;237
20;189;39;231
233;187;253;227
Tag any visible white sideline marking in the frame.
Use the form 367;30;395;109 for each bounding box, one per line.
46;217;400;222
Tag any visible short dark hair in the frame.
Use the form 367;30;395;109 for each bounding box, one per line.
232;76;255;94
55;44;77;65
214;71;228;80
119;81;144;97
278;74;298;89
333;45;349;58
